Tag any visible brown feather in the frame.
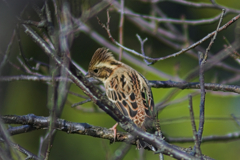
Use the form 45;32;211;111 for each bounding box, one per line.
87;47;154;130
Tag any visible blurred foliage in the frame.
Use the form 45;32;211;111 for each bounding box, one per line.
0;0;240;160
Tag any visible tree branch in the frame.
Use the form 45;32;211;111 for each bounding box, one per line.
2;114;214;160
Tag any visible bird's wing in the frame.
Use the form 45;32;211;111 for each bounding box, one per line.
105;70;154;127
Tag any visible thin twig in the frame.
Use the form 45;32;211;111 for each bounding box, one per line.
71;98;91;107
118;0;124;61
161;116;240;124
73;105;103;113
68;91;89;99
155;91;199;110
182;15;190;48
203;9;225;63
17;57;43;76
16;24;33;69
136;34;154;65
166;131;240;143
231;114;240;127
188;95;202;158
223;36;240;64
221;74;240;84
0;30;16;74
197;52;206;145
121;10;223;25
0;138;39;160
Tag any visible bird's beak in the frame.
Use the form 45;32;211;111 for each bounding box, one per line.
85;72;90;78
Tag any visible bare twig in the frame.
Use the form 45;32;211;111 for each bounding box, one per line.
68;91;89;99
136;34;154;65
181;15;190;47
155;91;199;110
160;116;240;125
197;52;206;145
121;10;223;25
118;0;124;61
71;98;91;107
0;30;16;74
221;74;240;84
166;131;240;143
0;119;16;159
231;114;240;127
223;37;240;64
0;138;39;160
203;9;225;63
73;105;103;113
188;95;202;158
17;57;43;76
16;24;33;70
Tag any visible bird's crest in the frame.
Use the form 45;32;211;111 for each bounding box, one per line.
89;48;116;69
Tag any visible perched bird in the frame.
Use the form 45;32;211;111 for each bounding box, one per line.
86;48;155;149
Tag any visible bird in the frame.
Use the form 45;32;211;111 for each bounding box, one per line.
86;48;155;149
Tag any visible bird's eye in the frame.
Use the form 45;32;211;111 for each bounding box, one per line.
94;69;99;73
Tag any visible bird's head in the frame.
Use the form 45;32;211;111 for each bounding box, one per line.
86;48;120;82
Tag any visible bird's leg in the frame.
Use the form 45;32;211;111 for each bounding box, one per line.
109;123;118;142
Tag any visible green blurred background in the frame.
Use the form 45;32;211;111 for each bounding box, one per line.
0;0;240;159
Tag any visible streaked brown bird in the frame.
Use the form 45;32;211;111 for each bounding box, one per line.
86;48;155;149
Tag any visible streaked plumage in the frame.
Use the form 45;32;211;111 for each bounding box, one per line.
86;48;155;148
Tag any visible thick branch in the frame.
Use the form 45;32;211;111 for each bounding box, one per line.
2;114;214;160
